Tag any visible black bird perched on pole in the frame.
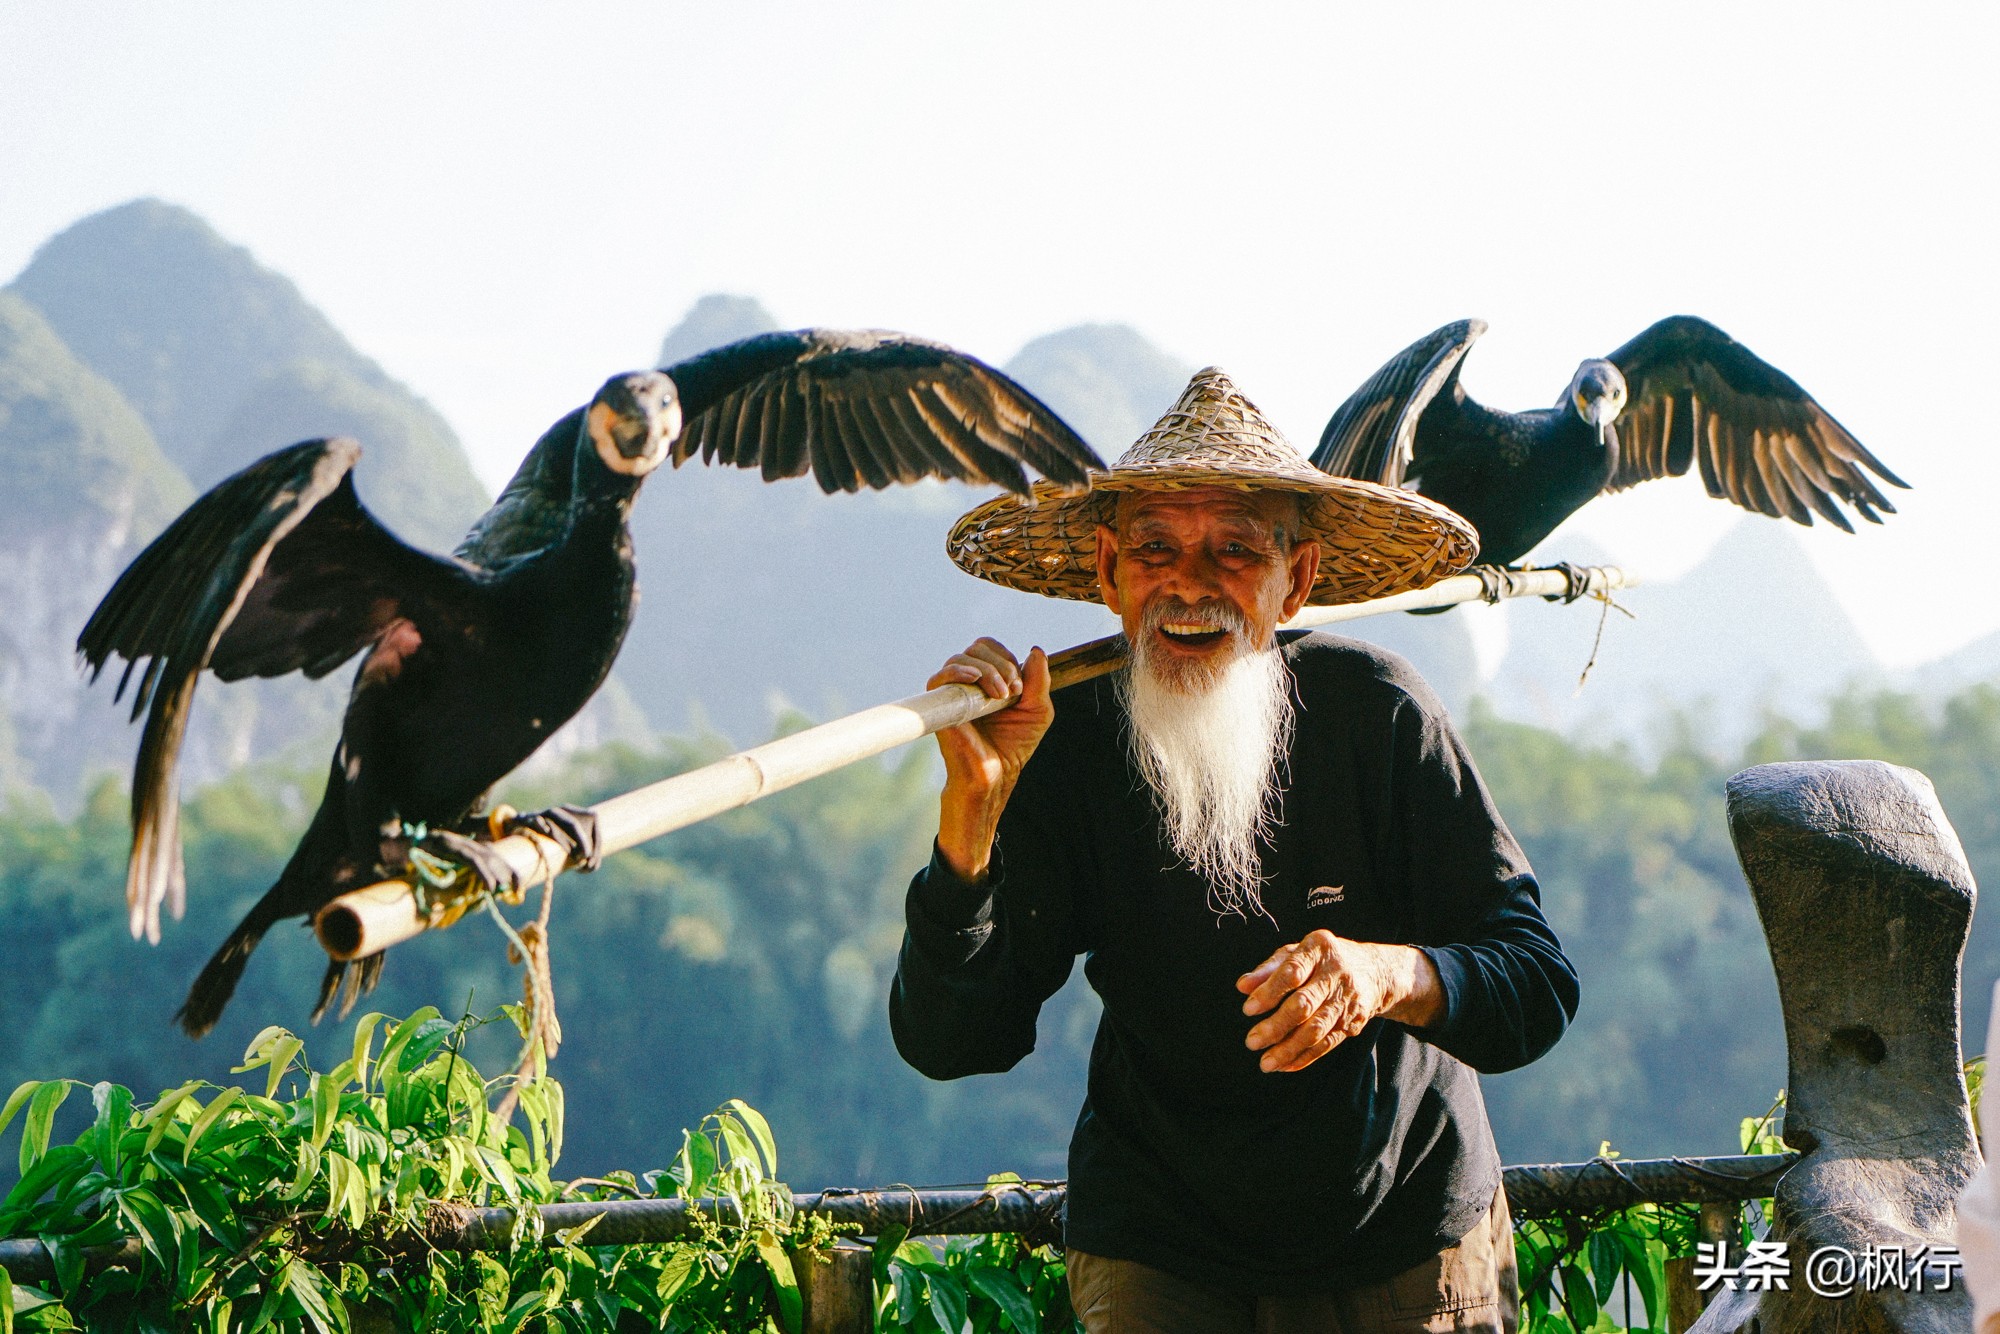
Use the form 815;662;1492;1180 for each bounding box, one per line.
78;329;1103;1038
1310;316;1909;569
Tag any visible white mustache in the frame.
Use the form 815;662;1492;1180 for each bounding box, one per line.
1141;601;1246;636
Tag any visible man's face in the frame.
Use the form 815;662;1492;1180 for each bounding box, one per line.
1094;486;1320;687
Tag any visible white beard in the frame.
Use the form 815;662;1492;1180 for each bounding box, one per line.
1116;608;1294;921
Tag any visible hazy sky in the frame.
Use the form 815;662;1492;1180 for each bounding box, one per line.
4;3;1993;667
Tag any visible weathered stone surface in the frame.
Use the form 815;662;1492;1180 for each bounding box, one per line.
1691;760;1979;1332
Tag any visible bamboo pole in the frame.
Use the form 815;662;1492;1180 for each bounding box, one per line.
314;564;1634;961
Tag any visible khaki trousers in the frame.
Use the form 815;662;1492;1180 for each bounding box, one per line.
1066;1189;1517;1334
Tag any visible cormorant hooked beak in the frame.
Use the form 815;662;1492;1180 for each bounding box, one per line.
1583;393;1618;447
587;371;682;478
1568;360;1629;449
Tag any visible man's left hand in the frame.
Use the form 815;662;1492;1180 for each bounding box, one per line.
1238;932;1444;1073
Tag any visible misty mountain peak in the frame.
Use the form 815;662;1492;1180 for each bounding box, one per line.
9;198;487;548
657;295;780;367
11;199;357;465
1002;323;1192;455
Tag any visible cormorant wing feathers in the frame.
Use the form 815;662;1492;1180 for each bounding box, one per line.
664;330;1103;495
1310;319;1486;484
1605;315;1909;531
76;439;477;943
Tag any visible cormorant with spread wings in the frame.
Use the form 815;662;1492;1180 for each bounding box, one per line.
79;330;1103;1037
1310;316;1908;568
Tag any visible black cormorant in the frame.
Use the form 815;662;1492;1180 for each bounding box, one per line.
78;330;1102;1036
1310;316;1908;568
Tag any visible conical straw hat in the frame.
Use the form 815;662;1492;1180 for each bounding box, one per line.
947;367;1479;605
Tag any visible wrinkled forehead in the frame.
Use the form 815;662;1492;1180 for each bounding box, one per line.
1112;486;1301;539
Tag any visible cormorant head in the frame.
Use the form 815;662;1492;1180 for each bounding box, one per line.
585;371;682;479
1565;360;1628;447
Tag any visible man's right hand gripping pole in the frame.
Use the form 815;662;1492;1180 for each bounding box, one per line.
929;637;1054;883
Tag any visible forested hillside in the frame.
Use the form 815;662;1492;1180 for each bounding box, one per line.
4;681;1994;1191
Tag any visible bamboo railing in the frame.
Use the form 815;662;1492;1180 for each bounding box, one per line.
0;1149;1787;1283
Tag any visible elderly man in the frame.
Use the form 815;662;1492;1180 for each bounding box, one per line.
891;369;1577;1333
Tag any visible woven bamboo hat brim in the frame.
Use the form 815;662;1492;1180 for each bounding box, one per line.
947;367;1479;606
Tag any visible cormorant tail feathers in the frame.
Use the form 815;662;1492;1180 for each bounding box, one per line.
175;889;286;1039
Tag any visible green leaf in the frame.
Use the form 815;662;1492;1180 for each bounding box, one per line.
554;1212;605;1247
543;1079;566;1169
473;1146;521;1204
1561;1261;1597;1329
273;1139;320;1205
1588;1228;1621;1304
514;1083;550;1171
323;1153;359;1226
0;1145;88;1220
1626;1235;1667;1330
874;1224;910;1290
181;1089;239;1165
179;1173;242;1249
348;1014;387;1093
895;1240;945;1276
654;1249;699;1304
310;1074;342;1151
236;1026;289;1068
892;1265;923;1330
262;1038;306;1100
323;1058;359;1099
754;1230;802;1334
117;1187;180;1276
341;1154;370;1226
281;1256;346;1334
721;1099;778;1178
138;1082;202;1156
43;1235;83;1303
967;1263;1039;1333
87;1084;133;1176
246;1269;287;1332
1;1266;12;1334
19;1082;69;1174
376;1008;443;1075
0;1083;40;1144
927;1270;970;1334
394;1021;455;1076
715;1114;759;1180
497;1289;549;1334
680;1130;718;1199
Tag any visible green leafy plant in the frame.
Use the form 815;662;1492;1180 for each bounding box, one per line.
870;1177;1075;1333
1515;1201;1690;1334
0;1009;833;1332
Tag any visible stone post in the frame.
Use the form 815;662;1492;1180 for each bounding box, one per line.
1692;760;1979;1333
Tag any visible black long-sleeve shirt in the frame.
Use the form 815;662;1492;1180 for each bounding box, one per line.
890;634;1577;1294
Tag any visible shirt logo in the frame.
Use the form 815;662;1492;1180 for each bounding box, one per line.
1307;885;1345;909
